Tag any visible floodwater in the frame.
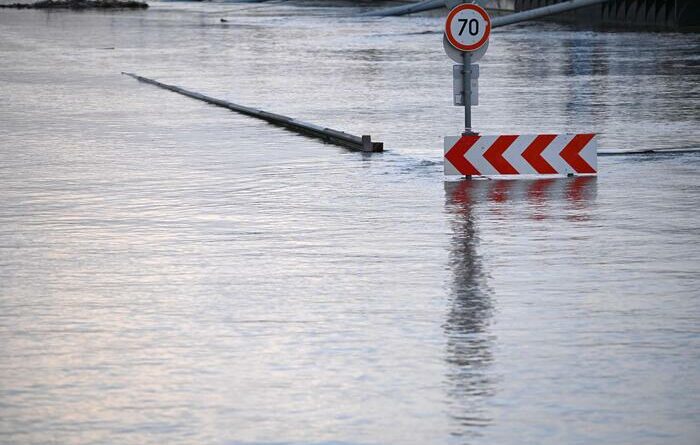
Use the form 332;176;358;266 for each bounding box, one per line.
1;1;699;444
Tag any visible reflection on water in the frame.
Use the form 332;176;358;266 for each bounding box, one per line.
442;177;597;437
443;180;494;436
446;176;597;218
1;2;699;444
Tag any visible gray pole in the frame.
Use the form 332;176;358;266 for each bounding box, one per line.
357;0;445;17
121;72;383;152
491;0;610;27
359;0;610;22
462;51;473;135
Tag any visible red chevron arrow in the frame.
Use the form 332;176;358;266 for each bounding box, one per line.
522;134;557;174
560;133;596;173
445;135;480;175
483;135;518;174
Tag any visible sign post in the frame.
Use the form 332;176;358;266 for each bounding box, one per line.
442;3;597;178
462;52;472;133
444;3;491;135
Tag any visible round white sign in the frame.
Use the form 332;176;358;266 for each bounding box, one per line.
444;3;491;52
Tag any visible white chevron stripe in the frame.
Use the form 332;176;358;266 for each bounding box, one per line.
502;134;538;174
541;134;575;175
466;135;499;175
580;135;597;172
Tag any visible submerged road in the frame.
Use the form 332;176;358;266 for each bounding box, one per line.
1;2;699;444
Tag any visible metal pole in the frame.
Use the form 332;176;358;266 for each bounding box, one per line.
359;0;611;24
491;0;610;27
462;51;473;135
121;72;383;152
357;0;445;17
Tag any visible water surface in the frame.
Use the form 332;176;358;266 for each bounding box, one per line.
1;2;699;444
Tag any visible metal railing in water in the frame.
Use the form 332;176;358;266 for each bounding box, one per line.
122;72;384;153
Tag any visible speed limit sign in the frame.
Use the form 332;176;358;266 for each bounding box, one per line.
445;3;491;52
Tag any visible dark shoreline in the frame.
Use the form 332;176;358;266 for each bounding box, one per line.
0;0;148;9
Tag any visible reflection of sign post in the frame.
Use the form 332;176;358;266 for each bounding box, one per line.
444;3;491;135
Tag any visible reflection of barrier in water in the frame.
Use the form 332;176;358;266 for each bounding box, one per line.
443;180;495;436
441;175;596;435
446;176;597;220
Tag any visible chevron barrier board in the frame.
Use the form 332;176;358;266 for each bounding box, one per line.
444;133;597;176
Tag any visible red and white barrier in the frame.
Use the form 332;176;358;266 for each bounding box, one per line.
444;134;597;176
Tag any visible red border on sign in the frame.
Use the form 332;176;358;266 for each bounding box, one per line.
445;4;491;52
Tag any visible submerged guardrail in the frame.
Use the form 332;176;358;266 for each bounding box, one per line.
122;72;383;153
